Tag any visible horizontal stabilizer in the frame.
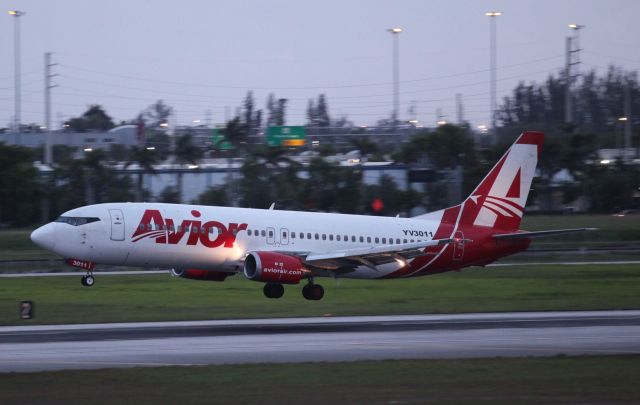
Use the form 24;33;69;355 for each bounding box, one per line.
493;228;597;240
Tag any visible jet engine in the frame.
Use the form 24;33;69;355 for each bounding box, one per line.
243;252;305;284
171;268;233;282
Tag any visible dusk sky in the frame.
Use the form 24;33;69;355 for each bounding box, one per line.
1;0;639;129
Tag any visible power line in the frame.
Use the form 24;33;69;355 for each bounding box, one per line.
58;54;563;92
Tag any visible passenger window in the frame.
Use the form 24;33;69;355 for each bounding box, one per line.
315;233;319;240
329;234;334;241
396;238;401;244
169;225;175;232
382;238;386;244
147;224;152;231
269;230;274;237
360;236;364;242
308;233;312;239
367;237;371;243
299;233;304;240
336;235;341;241
282;231;287;238
344;235;348;241
374;237;379;243
177;226;182;232
139;224;144;230
247;229;252;236
322;234;326;240
403;239;407;244
261;230;266;237
410;239;414;243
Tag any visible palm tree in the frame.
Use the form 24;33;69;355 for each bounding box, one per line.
79;149;109;205
124;146;158;201
174;134;203;202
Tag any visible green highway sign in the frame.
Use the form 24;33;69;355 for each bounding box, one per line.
266;126;306;147
211;128;233;150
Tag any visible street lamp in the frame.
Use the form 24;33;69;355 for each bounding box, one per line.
8;10;25;133
485;11;501;140
616;117;628;160
388;27;402;131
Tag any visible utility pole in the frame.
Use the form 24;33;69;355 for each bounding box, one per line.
564;36;573;124
623;79;632;160
388;28;402;132
485;12;501;141
8;10;25;134
565;24;584;125
456;93;464;124
44;52;58;165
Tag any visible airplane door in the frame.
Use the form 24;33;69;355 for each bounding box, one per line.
280;228;289;245
453;230;464;261
266;227;275;245
109;209;125;241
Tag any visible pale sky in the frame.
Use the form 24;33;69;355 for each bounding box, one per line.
1;0;639;130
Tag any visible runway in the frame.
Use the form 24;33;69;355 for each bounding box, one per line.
1;311;639;373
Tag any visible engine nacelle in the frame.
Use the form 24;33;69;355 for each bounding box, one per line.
171;268;233;282
243;252;305;284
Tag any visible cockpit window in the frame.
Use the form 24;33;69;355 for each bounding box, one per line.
55;216;101;226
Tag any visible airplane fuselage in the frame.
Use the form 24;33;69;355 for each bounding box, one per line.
33;202;528;280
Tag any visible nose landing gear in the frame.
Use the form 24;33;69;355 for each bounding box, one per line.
81;272;95;287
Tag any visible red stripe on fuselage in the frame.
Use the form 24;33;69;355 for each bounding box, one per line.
381;204;461;279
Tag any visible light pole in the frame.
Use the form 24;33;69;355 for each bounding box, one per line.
388;27;402;131
485;12;501;140
617;117;628;161
8;10;25;133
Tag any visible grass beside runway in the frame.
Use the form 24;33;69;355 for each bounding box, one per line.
1;356;639;404
1;263;639;325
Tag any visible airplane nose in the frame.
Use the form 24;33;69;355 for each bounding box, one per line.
31;223;56;251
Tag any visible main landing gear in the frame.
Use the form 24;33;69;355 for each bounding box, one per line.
263;283;284;299
302;282;324;301
262;281;325;300
81;272;95;287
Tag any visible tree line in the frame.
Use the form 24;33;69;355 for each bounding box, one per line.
0;66;638;226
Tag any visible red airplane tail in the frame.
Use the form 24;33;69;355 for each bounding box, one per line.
458;131;544;231
413;131;544;232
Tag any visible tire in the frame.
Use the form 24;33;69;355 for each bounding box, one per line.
80;276;87;286
271;284;284;299
302;284;313;300
311;284;324;301
84;275;95;287
264;283;283;299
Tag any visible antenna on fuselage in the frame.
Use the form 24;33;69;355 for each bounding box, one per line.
268;202;275;210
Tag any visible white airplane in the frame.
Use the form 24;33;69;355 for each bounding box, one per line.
31;131;592;300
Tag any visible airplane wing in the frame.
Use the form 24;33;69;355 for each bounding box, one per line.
302;238;461;271
492;228;597;240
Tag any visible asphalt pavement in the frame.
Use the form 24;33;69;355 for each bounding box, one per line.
1;311;639;373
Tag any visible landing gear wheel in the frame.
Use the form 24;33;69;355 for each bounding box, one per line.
81;273;95;287
263;283;284;299
302;283;324;301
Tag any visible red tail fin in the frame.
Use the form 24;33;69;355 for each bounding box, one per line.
458;131;544;231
